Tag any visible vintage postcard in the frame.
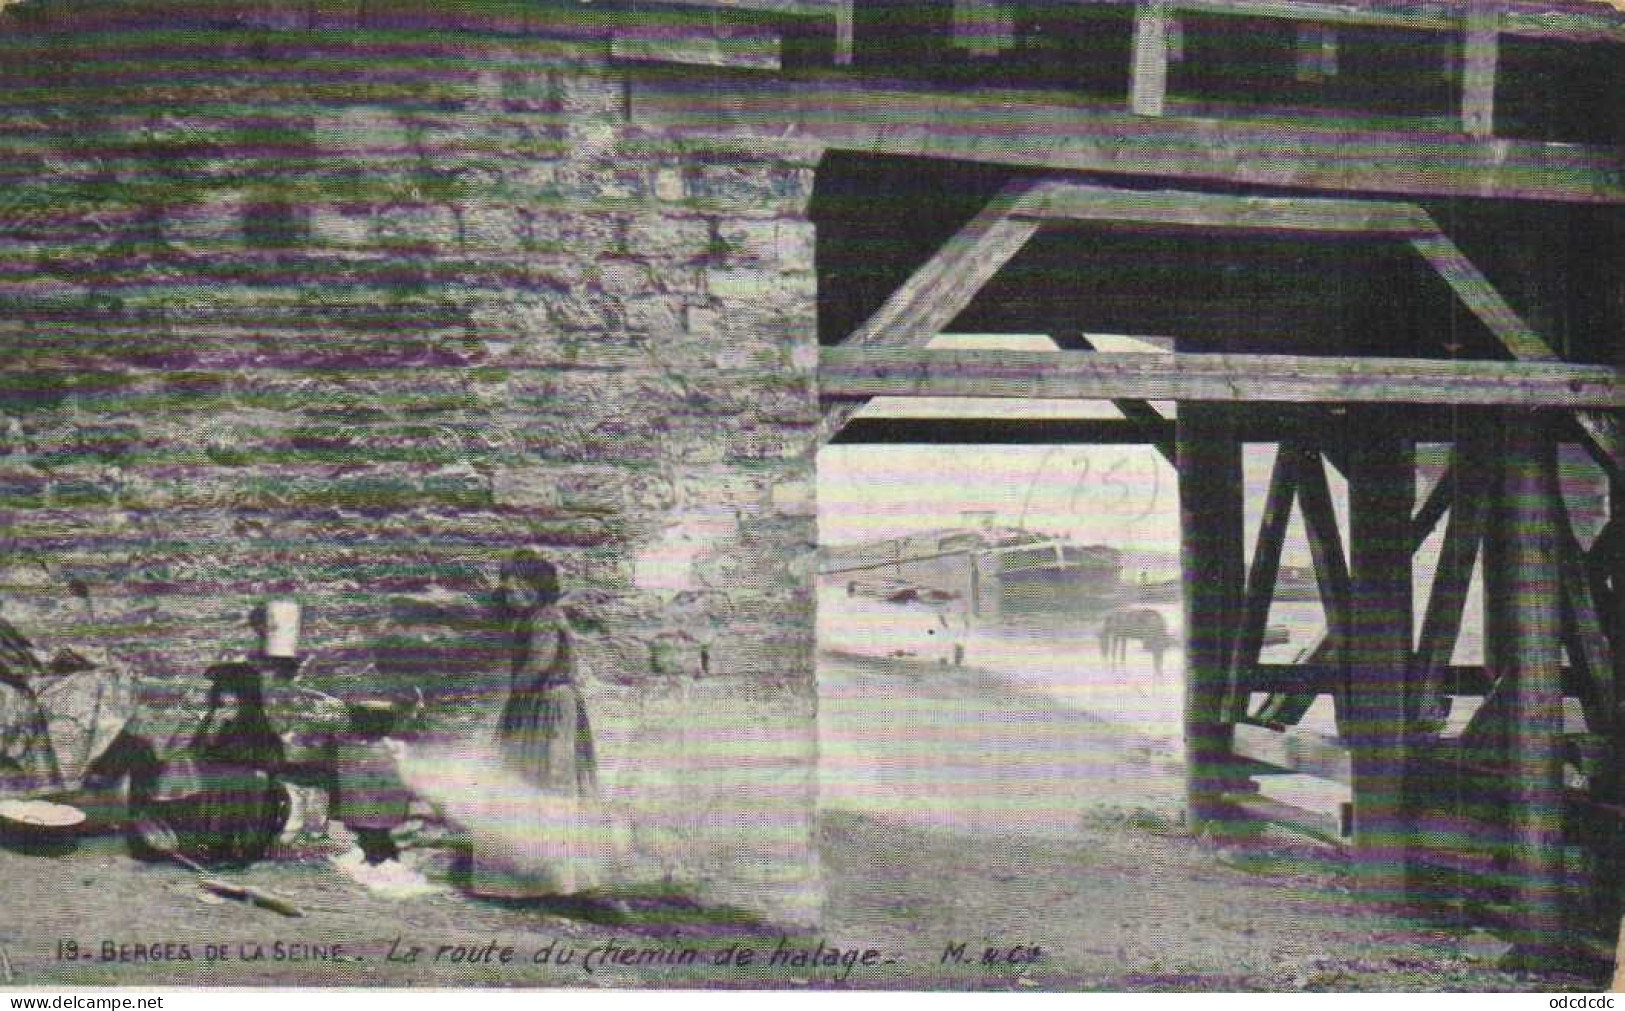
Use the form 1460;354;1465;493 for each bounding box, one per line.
0;0;1620;993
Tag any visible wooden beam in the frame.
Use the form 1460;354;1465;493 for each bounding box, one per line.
1484;418;1567;949
611;28;783;69
1010;181;1434;236
1122;0;1625;44
1131;0;1170;117
1225;444;1299;719
1232;722;1352;784
613;0;1625;46
827;416;1172;445
1411;460;1458;553
1346;416;1416;900
844;180;1042;350
1553;476;1615;738
1410;229;1624;481
818;347;1625;408
1460;1;1501;138
826;406;1514;445
834;0;853;63
1296;444;1354;733
1241;662;1501;695
1056;331;1176;463
1180;402;1247;828
1224;791;1348;847
629;76;1625;205
819;178;1042;441
1412;443;1491;729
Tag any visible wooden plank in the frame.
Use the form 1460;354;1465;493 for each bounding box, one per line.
1411;460;1458;553
1346;418;1416;899
1233;722;1352;784
1410;229;1624;482
1224;444;1299;719
1224;791;1348;847
1011;180;1434;236
1132;0;1170;117
826;407;1507;445
1552;475;1615;738
1412;443;1491;728
1179;402;1247;828
817;347;1625;408
1484;420;1567;948
827;416;1173;445
1461;2;1500;138
616;0;1625;45
1055;331;1176;463
834;0;854;63
611;28;783;69
599;0;839;15
819;177;1042;442
629;76;1625;205
1134;0;1625;43
1241;662;1499;695
844;179;1043;351
1295;444;1351;654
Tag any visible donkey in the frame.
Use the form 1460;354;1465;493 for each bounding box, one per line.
1099;608;1176;682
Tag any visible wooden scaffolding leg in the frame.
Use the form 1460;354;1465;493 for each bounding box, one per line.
1179;402;1245;829
1346;416;1416;903
1612;479;1625;925
1485;416;1566;954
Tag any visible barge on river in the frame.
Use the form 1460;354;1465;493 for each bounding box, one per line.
821;526;1124;620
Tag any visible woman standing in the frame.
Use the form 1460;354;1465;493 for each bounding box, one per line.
469;547;604;900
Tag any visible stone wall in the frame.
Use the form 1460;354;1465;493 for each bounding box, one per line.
0;2;823;921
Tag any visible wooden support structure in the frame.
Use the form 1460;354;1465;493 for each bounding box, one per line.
1461;1;1500;138
1484;416;1567;951
1410;229;1624;482
1345;414;1416;902
1224;444;1299;719
1131;0;1171;117
1412;460;1459;555
632;76;1625;206
1179;402;1246;828
616;0;1625;47
818;178;1044;442
1283;445;1353;727
818;347;1624;408
1012;182;1435;236
1412;442;1491;729
1554;478;1616;739
1233;722;1352;784
1054;331;1176;463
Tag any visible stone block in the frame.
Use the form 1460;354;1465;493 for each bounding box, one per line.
313;107;412;157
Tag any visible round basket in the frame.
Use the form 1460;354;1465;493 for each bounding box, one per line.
0;799;86;854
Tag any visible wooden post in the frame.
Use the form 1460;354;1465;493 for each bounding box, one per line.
1178;401;1245;828
1413;442;1490;730
1484;414;1566;955
834;0;854;64
1224;444;1299;720
1461;2;1500;138
1611;477;1625;927
1131;0;1169;117
1346;413;1415;904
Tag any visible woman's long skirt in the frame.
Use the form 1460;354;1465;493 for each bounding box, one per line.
468;680;605;899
